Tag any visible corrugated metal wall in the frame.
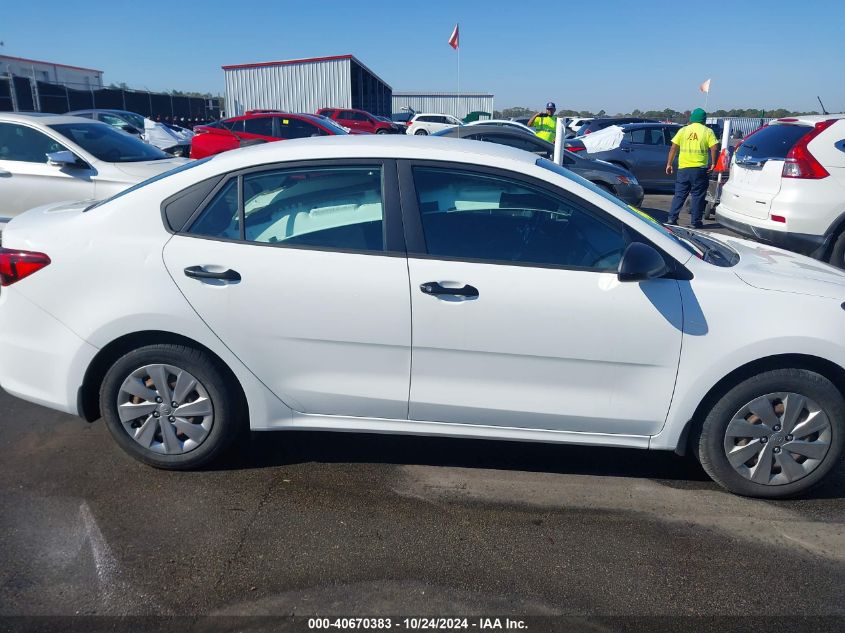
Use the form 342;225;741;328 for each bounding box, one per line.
224;58;352;116
707;116;775;137
392;93;494;119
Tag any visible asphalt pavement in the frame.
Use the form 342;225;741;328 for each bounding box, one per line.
1;195;843;630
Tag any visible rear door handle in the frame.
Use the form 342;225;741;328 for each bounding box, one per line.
420;282;479;298
184;266;241;282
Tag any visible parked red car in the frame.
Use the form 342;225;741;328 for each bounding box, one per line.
317;108;400;134
190;111;349;159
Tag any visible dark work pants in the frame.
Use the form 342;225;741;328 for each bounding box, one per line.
668;167;709;225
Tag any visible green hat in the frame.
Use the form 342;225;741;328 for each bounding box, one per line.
690;108;706;123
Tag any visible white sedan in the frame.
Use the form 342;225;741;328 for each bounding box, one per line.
1;135;843;498
0;112;188;227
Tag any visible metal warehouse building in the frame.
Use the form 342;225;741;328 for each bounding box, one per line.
392;92;494;120
222;54;392;118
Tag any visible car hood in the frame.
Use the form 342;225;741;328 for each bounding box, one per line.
717;234;845;299
112;157;189;180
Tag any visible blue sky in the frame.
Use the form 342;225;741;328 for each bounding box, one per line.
3;0;843;113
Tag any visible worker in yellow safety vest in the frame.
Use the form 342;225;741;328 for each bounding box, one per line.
666;107;719;228
528;102;557;143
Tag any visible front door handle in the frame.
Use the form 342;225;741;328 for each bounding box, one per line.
184;266;241;282
420;281;479;298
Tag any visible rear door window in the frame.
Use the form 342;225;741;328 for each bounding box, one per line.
243;117;274;137
275;118;327;139
735;124;811;161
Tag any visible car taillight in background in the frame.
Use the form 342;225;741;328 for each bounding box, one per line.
782;119;835;179
566;146;586;152
0;248;52;286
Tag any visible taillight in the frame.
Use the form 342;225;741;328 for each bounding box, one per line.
782;119;835;179
0;248;51;286
567;145;586;152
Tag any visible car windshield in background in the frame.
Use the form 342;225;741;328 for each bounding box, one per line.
121;112;146;129
312;116;348;135
84;157;212;211
49;122;170;162
735;124;810;161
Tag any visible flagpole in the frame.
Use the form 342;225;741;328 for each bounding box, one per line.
456;23;460;111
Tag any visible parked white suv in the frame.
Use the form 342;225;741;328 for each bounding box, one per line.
716;115;845;265
0;112;188;228
406;113;463;136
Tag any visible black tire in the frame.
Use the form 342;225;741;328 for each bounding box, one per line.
827;231;845;270
414;129;428;136
100;344;244;470
376;129;389;134
695;368;845;498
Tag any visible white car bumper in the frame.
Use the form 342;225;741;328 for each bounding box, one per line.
0;288;98;416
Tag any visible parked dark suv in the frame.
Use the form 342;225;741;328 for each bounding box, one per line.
576;117;657;136
567;122;683;191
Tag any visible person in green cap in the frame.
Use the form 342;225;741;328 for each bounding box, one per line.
665;108;719;228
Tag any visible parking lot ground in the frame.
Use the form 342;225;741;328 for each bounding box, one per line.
640;193;733;237
2;389;845;624
1;196;843;629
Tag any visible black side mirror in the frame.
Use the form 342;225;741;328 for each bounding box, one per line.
122;125;140;135
617;242;669;282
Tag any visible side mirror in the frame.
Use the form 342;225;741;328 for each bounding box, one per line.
617;242;669;282
46;150;84;168
121;125;141;135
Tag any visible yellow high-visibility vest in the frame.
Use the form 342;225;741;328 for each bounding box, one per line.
532;115;557;143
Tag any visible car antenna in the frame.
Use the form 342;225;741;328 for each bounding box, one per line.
817;96;829;115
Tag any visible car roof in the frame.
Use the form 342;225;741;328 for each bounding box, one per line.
199;135;538;175
619;122;679;129
447;124;542;139
0;111;100;125
770;113;845;126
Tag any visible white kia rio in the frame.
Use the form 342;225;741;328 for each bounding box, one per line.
1;136;843;498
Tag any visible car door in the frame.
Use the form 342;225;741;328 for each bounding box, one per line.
399;161;683;435
337;110;361;131
0;121;96;221
163;159;411;419
242;116;277;142
354;112;377;133
624;127;664;187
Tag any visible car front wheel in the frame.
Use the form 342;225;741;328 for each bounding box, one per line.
696;368;844;498
100;344;243;470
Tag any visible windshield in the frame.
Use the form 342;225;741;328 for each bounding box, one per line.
119;112;146;129
50;122;170;162
735;124;809;162
536;157;700;254
84;157;212;211
311;116;349;135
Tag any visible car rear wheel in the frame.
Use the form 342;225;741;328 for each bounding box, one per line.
100;344;243;470
696;368;844;498
376;129;389;134
414;129;428;136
